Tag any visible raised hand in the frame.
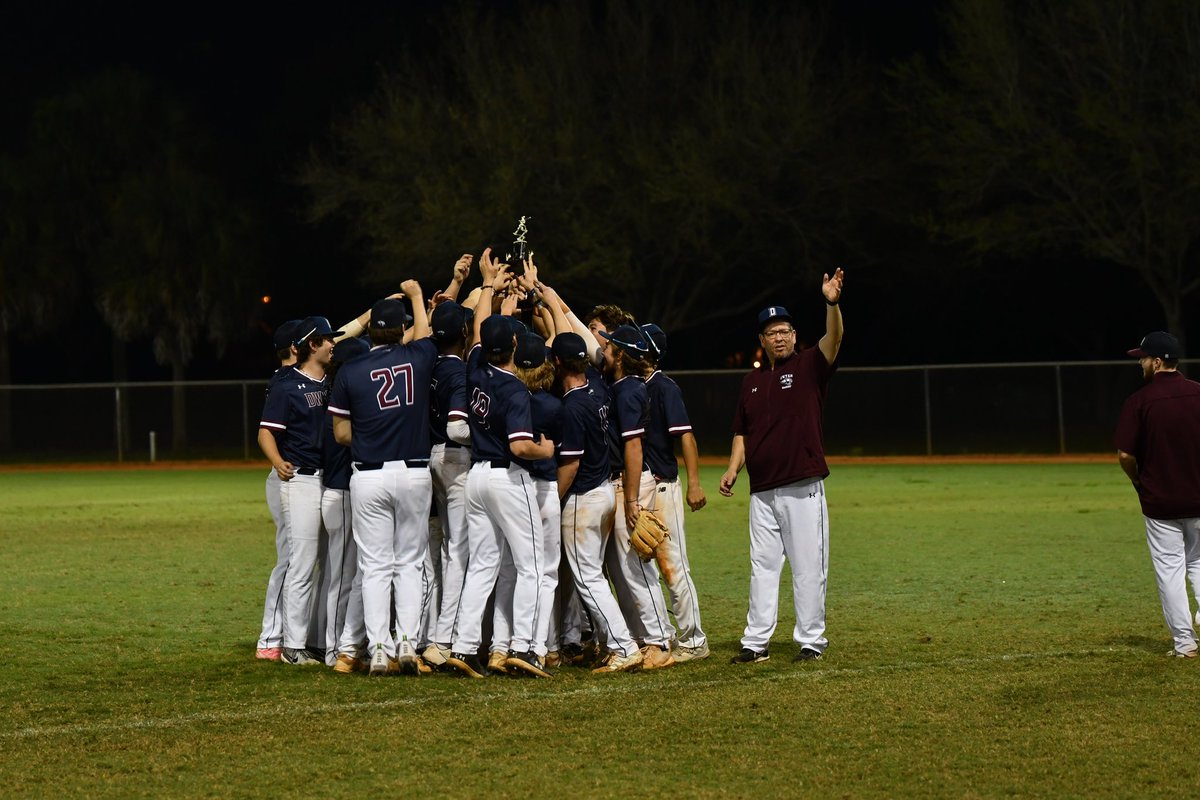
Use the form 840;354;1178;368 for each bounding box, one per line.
822;268;845;305
480;247;499;283
452;253;473;284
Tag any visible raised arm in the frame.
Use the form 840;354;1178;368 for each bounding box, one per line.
818;268;844;365
402;279;430;340
443;253;473;301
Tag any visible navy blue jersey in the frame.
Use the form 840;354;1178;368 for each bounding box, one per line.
643;370;693;481
430;354;468;447
466;345;534;463
516;390;563;482
607;373;649;474
327;339;438;463
559;373;613;495
321;414;352;490
259;366;329;469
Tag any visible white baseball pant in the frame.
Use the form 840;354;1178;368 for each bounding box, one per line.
320;487;363;665
741;477;829;653
350;462;433;659
256;470;288;649
431;443;471;646
278;472;325;650
453;463;543;654
653;478;707;650
607;471;675;648
562;482;639;658
1143;515;1200;655
419;515;442;648
335;569;366;655
532;478;562;658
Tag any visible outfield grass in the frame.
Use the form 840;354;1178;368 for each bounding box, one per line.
0;463;1195;798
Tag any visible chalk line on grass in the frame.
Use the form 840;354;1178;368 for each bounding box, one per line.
0;646;1144;741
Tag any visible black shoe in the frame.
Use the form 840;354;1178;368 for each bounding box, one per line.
506;650;552;678
794;647;823;662
561;642;585;665
730;647;769;664
446;651;489;679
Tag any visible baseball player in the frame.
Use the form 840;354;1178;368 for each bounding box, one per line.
447;252;556;679
1116;331;1200;658
639;322;709;662
597;323;676;669
255;319;301;661
323;336;369;671
552;331;644;673
423;299;474;669
258;315;342;665
720;270;844;664
328;283;437;676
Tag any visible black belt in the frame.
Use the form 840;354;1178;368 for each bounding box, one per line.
610;470;623;481
444;441;463;449
296;467;320;476
354;459;429;470
476;459;510;468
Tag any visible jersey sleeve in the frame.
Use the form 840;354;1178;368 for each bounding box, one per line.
659;380;692;437
503;385;534;444
731;373;752;436
558;399;588;460
327;368;352;418
1113;395;1142;455
444;362;469;422
260;379;291;432
615;381;648;440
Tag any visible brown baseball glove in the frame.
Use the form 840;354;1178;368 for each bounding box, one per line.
629;509;669;561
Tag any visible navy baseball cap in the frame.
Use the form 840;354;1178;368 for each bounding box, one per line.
371;298;409;330
757;306;792;332
551;332;587;363
481;315;516;354
597;324;650;355
514;332;548;369
431;301;472;342
295;316;344;344
640;323;666;361
1128;331;1181;359
272;319;302;351
332;336;369;364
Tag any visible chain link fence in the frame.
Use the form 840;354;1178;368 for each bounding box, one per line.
0;360;1169;462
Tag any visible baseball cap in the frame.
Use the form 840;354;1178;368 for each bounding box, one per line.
272;319;302;351
640;323;667;361
757;306;792;332
294;316;344;344
371;298;409;330
514;332;548;369
597;324;650;355
481;315;516;355
1127;331;1181;359
431;301;472;342
551;332;587;363
332;336;369;364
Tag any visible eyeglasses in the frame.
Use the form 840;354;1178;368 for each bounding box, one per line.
761;328;794;339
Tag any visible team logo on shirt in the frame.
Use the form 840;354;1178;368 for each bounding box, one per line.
304;390;325;408
780;374;794;390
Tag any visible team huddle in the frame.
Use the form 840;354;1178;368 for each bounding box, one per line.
254;250;726;677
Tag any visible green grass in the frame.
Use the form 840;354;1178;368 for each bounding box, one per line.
0;464;1195;798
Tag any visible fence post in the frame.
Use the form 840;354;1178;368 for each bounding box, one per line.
115;386;124;463
242;382;249;461
923;368;933;456
1055;363;1066;454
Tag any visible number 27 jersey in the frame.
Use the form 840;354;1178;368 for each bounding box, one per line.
327;339;438;463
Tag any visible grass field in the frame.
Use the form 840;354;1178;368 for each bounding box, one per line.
1;462;1196;798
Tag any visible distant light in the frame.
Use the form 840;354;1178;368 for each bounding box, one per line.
261;295;271;304
752;360;761;368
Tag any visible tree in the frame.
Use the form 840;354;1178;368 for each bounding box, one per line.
894;0;1200;349
303;0;879;336
24;69;260;451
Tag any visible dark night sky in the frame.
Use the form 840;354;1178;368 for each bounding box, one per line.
1;2;1173;382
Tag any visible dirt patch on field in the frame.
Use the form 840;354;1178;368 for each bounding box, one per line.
0;454;1113;473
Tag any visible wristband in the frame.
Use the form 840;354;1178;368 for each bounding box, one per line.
481;286;495;293
825;298;839;307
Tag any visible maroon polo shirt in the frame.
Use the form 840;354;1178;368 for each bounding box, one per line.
732;347;836;493
1114;371;1200;520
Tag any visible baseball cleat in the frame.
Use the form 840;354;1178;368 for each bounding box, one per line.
447;651;489;679
1166;648;1198;658
794;647;823;662
416;656;433;674
730;647;769;664
506;650;552;678
368;644;399;676
560;642;585;665
255;647;283;662
487;650;510;675
544;650;562;668
591;649;644;674
422;643;452;669
333;652;367;674
639;644;676;670
396;637;420;676
281;648;321;666
671;642;710;663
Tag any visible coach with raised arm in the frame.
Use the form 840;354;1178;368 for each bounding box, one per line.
720;269;844;665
